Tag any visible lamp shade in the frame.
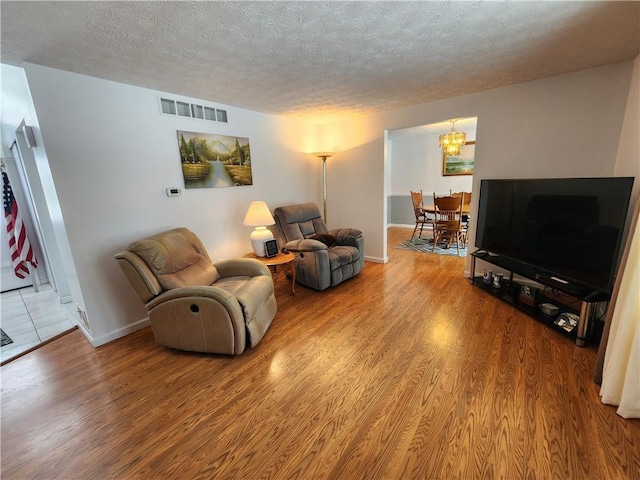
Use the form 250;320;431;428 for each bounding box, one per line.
244;201;275;257
243;201;275;227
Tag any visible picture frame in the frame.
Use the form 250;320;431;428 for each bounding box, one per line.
177;130;252;189
442;141;475;176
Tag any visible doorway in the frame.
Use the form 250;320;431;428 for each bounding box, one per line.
386;117;477;228
0;125;80;363
384;117;477;259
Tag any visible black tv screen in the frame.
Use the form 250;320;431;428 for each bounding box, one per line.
475;177;634;294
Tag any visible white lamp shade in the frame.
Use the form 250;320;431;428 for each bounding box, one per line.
243;201;275;227
244;201;275;257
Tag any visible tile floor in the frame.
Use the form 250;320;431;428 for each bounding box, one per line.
0;283;78;363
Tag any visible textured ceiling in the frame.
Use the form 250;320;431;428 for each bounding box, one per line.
1;1;639;122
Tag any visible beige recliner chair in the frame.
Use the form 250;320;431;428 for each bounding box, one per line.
115;227;277;355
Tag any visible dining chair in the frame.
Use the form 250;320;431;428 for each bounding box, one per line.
450;190;472;244
410;190;433;240
433;193;464;255
451;190;472;205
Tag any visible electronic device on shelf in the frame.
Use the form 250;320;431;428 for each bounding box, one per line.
475;177;634;297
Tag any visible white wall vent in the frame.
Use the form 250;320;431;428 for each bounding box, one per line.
176;101;191;117
159;97;228;123
77;304;90;330
160;98;176;115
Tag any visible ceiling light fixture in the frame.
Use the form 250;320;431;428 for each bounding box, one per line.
439;120;466;156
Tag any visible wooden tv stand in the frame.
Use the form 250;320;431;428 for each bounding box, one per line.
470;250;609;347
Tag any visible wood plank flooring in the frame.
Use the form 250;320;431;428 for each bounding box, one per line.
2;227;639;479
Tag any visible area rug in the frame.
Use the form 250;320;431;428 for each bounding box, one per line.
395;236;468;257
1;329;13;347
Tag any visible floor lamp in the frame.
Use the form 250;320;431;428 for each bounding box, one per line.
313;152;334;222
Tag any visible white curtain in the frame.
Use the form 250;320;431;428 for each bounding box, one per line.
600;214;640;419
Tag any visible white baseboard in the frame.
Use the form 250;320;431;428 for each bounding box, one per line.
59;293;73;304
387;223;434;231
81;317;150;347
387;223;414;229
365;255;387;264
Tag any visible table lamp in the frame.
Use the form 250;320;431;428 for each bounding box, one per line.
243;201;275;257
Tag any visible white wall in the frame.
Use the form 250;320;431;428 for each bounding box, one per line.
390;125;476;196
614;56;640;200
23;63;322;345
1;65;32;148
612;55;640;276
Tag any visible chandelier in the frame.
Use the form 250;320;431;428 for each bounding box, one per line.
439;120;466;156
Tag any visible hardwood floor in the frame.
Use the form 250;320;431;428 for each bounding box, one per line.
2;227;639;479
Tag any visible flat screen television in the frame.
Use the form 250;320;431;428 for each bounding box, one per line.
475;177;634;296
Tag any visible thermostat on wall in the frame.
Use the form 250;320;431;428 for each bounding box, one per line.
166;187;182;197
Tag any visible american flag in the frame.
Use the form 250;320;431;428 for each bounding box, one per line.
3;171;37;279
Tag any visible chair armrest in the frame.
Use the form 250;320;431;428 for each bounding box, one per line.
146;285;242;317
215;258;271;278
328;228;363;246
284;239;328;252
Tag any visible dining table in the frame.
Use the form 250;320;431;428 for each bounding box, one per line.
422;204;472;215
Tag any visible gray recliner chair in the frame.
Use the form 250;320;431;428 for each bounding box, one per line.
115;227;277;355
272;203;364;291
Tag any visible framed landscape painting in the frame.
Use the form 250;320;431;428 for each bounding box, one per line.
177;130;253;189
442;141;475;176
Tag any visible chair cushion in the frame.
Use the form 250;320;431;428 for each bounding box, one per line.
128;228;219;291
310;233;336;247
328;245;361;286
273;203;328;242
215;274;276;347
328;245;360;270
215;275;273;319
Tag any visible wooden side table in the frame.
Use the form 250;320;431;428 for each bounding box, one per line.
244;251;297;295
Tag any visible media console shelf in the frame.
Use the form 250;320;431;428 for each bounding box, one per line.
470;250;609;346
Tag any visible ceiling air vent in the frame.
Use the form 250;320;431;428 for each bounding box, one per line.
159;97;228;123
